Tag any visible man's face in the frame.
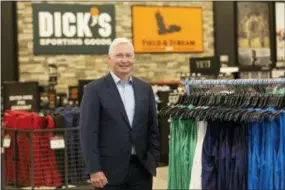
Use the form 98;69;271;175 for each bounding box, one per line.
108;43;134;77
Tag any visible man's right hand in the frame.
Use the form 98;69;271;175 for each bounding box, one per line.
90;171;108;188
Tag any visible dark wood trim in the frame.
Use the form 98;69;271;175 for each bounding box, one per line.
269;2;277;66
1;1;19;82
233;1;238;66
213;1;237;66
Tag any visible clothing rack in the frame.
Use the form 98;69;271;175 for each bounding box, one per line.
182;78;285;86
182;78;285;94
167;78;285;190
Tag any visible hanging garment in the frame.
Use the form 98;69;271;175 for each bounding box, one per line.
55;106;88;184
202;121;220;190
218;122;236;190
168;118;178;190
186;119;198;189
248;109;285;190
202;121;248;190
71;111;89;183
249;110;270;189
3;110;27;184
55;107;78;184
274;111;285;189
248;120;261;189
16;112;44;186
4;111;62;188
161;83;285;190
52;113;66;185
260;117;274;189
229;123;248;190
189;120;207;190
168;117;197;190
40;115;63;187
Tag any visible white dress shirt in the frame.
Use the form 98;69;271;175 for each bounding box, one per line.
110;72;136;155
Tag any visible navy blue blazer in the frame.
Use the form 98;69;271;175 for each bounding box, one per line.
80;73;160;185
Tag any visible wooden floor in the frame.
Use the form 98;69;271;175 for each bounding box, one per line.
153;166;168;189
4;167;169;190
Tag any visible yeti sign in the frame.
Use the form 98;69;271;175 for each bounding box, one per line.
32;4;115;54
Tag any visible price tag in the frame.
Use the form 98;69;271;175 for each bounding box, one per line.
50;136;65;149
3;135;11;148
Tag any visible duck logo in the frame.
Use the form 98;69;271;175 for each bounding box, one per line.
33;4;115;54
132;6;204;53
155;11;181;35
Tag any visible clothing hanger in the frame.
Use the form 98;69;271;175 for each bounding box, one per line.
166;79;285;122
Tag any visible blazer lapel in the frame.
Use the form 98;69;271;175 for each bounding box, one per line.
132;77;142;128
104;73;131;128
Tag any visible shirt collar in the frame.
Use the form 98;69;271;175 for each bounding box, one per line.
110;71;133;84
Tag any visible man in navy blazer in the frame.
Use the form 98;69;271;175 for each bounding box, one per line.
80;37;160;190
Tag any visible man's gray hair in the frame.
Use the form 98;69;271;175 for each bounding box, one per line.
108;37;134;56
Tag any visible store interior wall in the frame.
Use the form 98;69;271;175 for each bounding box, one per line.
17;2;214;93
214;2;277;68
1;1;18;82
214;1;237;66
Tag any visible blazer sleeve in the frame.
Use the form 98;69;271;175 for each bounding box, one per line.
148;84;160;166
80;84;101;174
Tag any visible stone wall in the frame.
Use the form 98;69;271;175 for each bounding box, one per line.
17;1;214;93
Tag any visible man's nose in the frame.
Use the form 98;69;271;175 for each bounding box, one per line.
121;56;129;62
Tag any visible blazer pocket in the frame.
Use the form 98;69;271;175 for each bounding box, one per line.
143;152;156;176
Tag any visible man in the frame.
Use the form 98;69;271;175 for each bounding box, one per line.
251;49;260;66
80;37;160;190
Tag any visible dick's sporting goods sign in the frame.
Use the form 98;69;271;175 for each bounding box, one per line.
32;4;115;54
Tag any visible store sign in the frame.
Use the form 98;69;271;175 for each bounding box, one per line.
3;82;40;112
132;6;204;53
32;4;115;54
189;56;221;75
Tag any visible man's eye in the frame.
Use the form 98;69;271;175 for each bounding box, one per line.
115;54;133;58
116;54;123;57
